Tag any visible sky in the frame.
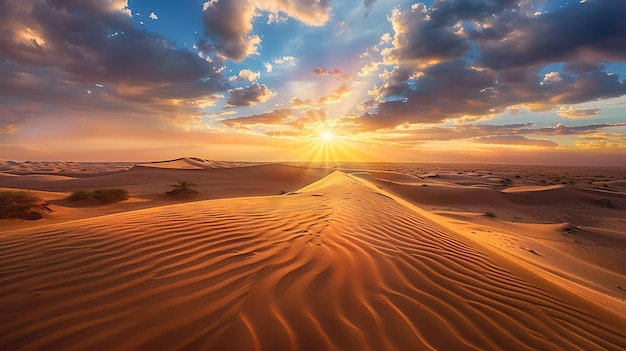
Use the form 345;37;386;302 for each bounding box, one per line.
1;0;626;165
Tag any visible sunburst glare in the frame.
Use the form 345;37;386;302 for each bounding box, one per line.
320;130;334;143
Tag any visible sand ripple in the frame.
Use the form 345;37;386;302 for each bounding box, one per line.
1;172;624;350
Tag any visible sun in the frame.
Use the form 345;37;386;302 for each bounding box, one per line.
320;130;334;143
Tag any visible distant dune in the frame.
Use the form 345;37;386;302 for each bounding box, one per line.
1;160;625;349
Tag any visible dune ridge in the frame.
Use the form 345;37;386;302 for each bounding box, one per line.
1;171;624;350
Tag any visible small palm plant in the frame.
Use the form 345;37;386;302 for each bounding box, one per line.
171;180;196;191
167;180;198;196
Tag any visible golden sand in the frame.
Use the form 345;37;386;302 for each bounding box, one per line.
1;159;625;350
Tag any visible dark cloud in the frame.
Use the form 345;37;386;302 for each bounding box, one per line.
388;4;468;64
473;135;558;148
564;61;607;74
226;83;275;107
364;0;626;131
363;60;499;130
0;0;228;125
201;0;259;62
480;0;626;69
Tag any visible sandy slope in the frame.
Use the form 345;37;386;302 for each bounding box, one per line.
1;171;624;350
0;164;332;231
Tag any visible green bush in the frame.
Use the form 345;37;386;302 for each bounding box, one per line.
68;190;91;201
0;190;46;219
68;188;129;204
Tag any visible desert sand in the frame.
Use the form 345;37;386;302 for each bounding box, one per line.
1;158;625;350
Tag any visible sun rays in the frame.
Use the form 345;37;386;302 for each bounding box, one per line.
320;130;334;143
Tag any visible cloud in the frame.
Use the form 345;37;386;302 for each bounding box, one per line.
199;0;330;62
371;123;533;143
238;69;260;82
316;83;351;105
226;83;275;107
528;123;626;135
358;1;626;131
263;63;274;73
285;109;328;131
274;56;294;64
313;68;341;76
149;12;158;20
387;3;468;65
0;125;18;134
290;83;351;108
221;109;292;127
253;0;331;27
367;122;626;147
266;12;288;24
479;1;626;70
556;106;602;118
201;0;260;62
0;1;227;125
473;135;558;148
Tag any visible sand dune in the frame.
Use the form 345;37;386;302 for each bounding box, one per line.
1;171;624;350
136;157;261;170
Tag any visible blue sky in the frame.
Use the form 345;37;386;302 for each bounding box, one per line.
1;0;625;165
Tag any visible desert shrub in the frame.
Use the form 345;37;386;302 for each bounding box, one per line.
91;188;129;204
484;211;497;218
68;190;91;201
0;190;46;219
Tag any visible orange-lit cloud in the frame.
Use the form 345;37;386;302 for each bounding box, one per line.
556;106;601;118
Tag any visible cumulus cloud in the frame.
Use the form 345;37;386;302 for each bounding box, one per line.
556;106;602;118
149;12;158;20
479;1;626;70
387;3;468;65
0;0;227;125
201;0;260;62
199;0;330;62
226;83;275;107
238;69;260;82
473;135;558;148
355;0;626;131
263;63;274;73
274;56;294;64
